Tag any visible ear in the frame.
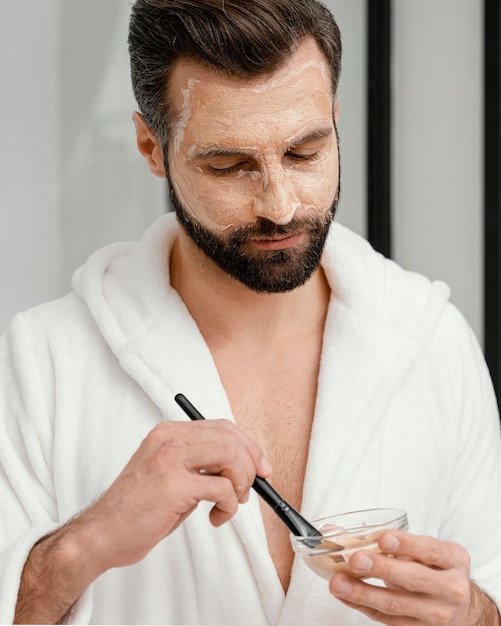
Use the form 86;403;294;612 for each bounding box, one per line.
333;100;339;124
132;112;166;178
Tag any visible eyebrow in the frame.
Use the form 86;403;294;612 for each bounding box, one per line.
288;127;333;149
190;125;333;162
190;147;252;161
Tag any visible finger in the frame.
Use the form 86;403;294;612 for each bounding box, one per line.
161;472;241;528
232;425;273;479
197;419;272;480
194;419;272;479
173;441;256;502
336;596;420;626
335;596;420;626
190;474;240;527
330;573;461;624
330;573;420;619
148;420;272;479
348;549;468;600
144;422;258;499
377;531;471;572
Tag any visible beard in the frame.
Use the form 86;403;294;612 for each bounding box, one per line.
168;184;339;294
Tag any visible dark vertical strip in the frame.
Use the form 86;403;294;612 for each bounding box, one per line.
484;0;501;408
367;0;392;258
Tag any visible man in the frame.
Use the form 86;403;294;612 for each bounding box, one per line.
1;1;500;624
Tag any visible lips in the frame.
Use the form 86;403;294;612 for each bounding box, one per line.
249;233;304;250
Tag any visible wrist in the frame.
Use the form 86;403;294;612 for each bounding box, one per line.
54;518;108;586
467;582;501;626
14;516;106;624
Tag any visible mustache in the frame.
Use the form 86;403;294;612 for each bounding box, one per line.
228;214;332;246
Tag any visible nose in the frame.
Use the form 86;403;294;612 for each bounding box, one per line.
252;163;300;225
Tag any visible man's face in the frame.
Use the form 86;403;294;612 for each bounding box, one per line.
166;38;340;293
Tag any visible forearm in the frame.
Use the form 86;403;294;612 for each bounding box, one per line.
14;519;103;624
13;419;270;623
468;582;501;626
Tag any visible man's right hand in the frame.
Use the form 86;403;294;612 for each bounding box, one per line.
80;419;271;570
14;419;271;624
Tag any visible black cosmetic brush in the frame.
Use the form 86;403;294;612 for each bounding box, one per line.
174;393;342;549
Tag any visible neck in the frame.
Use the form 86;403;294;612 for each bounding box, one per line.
170;230;331;343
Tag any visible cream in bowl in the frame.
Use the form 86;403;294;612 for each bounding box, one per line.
290;508;408;580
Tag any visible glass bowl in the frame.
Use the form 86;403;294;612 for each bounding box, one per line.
290;508;408;580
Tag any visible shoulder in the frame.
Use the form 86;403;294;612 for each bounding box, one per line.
323;222;450;303
322;222;452;343
1;293;105;369
321;223;494;399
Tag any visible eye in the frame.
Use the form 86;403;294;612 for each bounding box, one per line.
285;133;331;164
286;150;321;163
208;162;248;176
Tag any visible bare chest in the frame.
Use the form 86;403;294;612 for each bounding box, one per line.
212;342;322;592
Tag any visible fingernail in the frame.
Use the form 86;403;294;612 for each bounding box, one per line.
352;554;373;573
261;457;272;474
332;578;352;596
381;534;400;552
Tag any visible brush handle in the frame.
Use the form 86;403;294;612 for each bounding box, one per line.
174;393;322;539
251;475;322;538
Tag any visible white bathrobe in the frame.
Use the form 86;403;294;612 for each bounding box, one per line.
0;213;500;625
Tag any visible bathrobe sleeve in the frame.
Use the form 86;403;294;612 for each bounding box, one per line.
439;305;501;608
0;312;92;624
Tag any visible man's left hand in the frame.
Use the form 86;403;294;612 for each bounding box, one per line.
329;531;500;625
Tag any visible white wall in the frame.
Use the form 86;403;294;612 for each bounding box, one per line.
0;0;62;330
327;0;484;341
60;0;166;288
0;0;368;332
0;0;166;331
0;0;485;344
392;0;483;340
324;0;367;238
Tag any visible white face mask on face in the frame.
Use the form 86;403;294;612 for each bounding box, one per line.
147;38;341;293
168;38;339;235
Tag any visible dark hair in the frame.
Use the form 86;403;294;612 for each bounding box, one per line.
128;0;342;144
